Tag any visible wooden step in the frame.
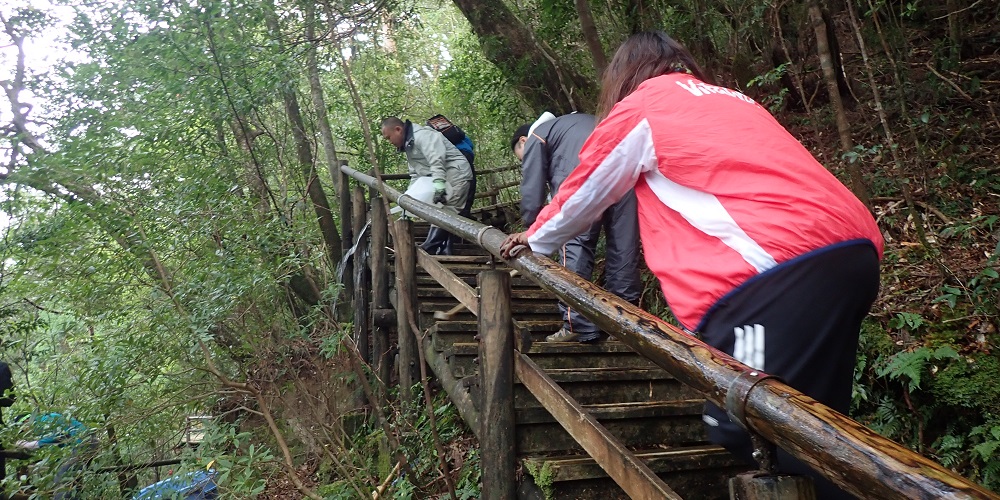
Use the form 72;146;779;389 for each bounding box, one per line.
447;341;658;378
411;274;540;288
418;300;559;313
535;366;673;383
415;263;517;277
418;301;560;325
417;255;497;264
520;445;750;500
514;367;699;408
417;287;555;301
515;400;704;424
430;320;562;351
516;400;708;453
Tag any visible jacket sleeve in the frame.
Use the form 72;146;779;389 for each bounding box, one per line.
519;138;548;227
413;129;449;182
526;109;655;255
0;361;14;407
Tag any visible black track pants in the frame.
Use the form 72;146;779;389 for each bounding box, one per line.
558;189;642;339
698;242;880;500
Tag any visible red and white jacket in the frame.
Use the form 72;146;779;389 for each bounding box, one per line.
526;73;884;330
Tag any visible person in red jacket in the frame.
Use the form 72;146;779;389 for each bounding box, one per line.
500;31;882;500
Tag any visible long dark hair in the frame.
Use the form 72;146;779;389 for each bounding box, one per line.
596;31;707;121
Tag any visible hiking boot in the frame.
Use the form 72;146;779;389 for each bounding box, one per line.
578;332;605;344
545;328;580;342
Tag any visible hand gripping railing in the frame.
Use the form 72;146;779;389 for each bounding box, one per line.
342;164;998;499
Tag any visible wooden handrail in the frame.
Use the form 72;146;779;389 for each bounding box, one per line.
364;164;518;182
341;163;998;499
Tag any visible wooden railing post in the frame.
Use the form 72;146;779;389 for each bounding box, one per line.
393;219;417;404
352;185;371;363
729;473;816;500
478;270;516;500
339;160;354;302
369;194;392;404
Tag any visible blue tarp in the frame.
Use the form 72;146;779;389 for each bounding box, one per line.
133;469;218;499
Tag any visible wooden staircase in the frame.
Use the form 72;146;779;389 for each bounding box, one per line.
401;221;750;499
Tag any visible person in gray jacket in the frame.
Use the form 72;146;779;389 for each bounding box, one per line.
381;116;474;255
511;112;642;342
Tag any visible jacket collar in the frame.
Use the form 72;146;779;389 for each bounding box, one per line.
528;112;556;137
400;120;414;152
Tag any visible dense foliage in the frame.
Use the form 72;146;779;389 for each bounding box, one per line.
0;0;997;497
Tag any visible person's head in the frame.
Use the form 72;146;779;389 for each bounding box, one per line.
596;31;707;121
380;116;406;150
509;123;531;161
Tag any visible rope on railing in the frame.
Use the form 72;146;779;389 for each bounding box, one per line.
341;163;999;500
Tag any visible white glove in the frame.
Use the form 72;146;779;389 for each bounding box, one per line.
15;440;39;450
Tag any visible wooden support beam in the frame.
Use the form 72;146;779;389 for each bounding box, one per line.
368;193;396;406
416;250;478;313
372;308;395;327
369;194;392;403
352;185;370;363
729;472;816;499
474;180;519;199
96;458;184;473
421;331;480;440
393;219;417;404
514;353;682;500
339;160;354;302
478;271;516;500
376;165;516;182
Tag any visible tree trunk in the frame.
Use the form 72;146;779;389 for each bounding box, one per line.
808;0;851;152
846;2;930;250
946;0;963;59
623;0;655;33
333;38;380;170
305;4;341;192
689;0;717;73
450;0;594;113
575;0;606;76
807;0;871;208
263;3;344;271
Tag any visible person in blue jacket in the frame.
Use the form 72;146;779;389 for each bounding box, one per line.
16;412;95;499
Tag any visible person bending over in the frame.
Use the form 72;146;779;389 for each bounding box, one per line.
511;112;641;343
381;116;473;255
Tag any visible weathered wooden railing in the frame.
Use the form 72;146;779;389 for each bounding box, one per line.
340;163;998;499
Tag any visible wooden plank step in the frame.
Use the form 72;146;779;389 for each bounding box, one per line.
515;400;708;454
433;319;563;333
418;300;558;312
514;369;699;408
414;264;518;276
450;340;646;356
537;366;671;383
447;341;659;378
411;274;540;288
518;417;706;455
419;255;497;264
521;445;749;500
516;399;705;425
416;287;555;301
431;320;562;351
